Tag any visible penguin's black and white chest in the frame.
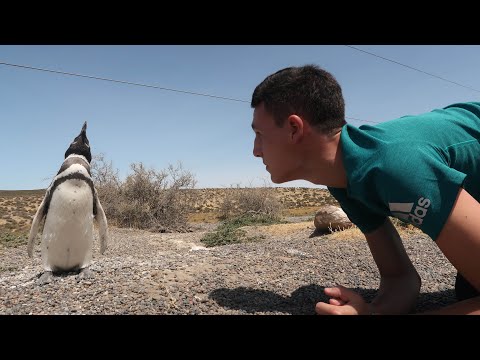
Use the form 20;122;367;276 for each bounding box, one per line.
48;178;93;221
41;165;95;272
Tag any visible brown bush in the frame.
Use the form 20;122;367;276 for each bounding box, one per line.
219;184;283;221
91;153;122;220
91;154;196;232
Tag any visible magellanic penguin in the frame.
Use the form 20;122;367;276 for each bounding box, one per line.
27;121;108;284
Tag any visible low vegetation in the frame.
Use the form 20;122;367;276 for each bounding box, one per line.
0;231;28;248
200;213;285;247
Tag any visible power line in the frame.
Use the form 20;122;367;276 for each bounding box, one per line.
345;45;480;93
0;60;249;103
0;59;375;124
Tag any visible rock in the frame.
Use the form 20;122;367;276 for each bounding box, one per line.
313;205;352;231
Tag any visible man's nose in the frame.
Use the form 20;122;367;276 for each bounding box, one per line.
253;145;262;158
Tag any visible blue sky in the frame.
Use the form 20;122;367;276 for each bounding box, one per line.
1;45;480;190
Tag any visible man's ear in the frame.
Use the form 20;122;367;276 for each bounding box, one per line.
287;115;305;144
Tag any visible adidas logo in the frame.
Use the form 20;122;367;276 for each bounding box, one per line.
389;197;431;226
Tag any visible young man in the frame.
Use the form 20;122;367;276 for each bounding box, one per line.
251;64;480;315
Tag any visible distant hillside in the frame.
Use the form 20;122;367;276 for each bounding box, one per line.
188;187;338;212
0;189;45;198
0;187;337;211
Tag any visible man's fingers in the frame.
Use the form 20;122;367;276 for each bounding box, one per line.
324;287;342;298
329;298;345;306
324;285;360;302
315;302;343;315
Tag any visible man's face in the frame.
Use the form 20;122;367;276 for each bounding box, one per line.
251;103;298;183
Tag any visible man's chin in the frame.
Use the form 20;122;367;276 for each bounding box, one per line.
270;173;300;184
270;175;286;184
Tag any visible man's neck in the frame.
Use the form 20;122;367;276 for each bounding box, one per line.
302;129;348;188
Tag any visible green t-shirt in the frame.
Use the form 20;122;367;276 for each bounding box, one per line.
328;102;480;241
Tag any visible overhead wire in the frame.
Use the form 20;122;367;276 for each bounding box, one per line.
0;60;247;103
344;45;480;93
0;59;376;124
9;46;478;126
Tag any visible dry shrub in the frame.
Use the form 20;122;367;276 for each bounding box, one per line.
91;154;196;232
90;153;122;222
219;184;283;221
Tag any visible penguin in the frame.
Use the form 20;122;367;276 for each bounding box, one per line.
27;121;108;285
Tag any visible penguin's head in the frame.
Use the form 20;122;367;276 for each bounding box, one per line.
64;121;92;163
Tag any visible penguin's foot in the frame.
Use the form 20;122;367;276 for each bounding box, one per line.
76;267;94;281
37;271;53;286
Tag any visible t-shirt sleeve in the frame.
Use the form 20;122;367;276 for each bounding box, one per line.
327;186;387;234
375;147;467;241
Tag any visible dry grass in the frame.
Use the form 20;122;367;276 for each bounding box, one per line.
188;212;220;223
235;213;422;243
241;221;315;238
0;190;44;235
324;221;422;241
282;206;319;217
188;205;319;223
326;226;367;241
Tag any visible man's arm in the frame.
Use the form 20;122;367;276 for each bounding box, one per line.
318;188;480;315
427;188;480;315
365;218;421;314
315;217;421;315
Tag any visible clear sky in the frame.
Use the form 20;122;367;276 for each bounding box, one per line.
1;45;480;190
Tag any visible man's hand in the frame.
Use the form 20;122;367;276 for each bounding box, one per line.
315;285;371;315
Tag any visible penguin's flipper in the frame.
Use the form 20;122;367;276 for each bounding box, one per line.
94;190;108;254
27;195;48;258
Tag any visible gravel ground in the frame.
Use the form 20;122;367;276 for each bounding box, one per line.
0;222;457;315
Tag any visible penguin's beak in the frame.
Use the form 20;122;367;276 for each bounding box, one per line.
80;121;88;144
81;121;87;135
